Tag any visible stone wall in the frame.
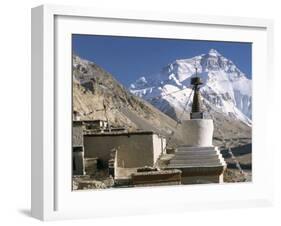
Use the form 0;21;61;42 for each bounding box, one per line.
73;121;83;147
131;169;181;186
73;149;85;175
152;134;166;163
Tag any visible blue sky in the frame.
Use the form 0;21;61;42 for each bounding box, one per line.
72;34;252;86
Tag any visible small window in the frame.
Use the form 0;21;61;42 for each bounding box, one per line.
73;146;83;152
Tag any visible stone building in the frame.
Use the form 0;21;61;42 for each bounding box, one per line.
83;131;166;182
84;131;166;167
72;121;85;175
83;119;108;131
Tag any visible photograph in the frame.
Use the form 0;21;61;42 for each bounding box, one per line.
25;1;277;223
71;35;252;190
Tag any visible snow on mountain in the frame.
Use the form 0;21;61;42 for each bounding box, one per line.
129;49;252;125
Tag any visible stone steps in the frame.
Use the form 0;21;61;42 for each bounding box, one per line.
167;145;226;169
170;159;221;165
174;151;218;156
167;163;223;168
176;146;215;152
173;153;218;159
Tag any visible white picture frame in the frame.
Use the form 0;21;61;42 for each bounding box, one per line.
31;4;274;221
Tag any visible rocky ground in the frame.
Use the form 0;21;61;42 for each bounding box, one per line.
73;167;251;190
73;169;114;190
224;169;252;183
222;143;252;182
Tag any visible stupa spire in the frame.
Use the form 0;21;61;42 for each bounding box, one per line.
190;61;204;119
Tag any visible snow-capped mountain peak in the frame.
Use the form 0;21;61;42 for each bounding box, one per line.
129;49;252;125
208;48;221;57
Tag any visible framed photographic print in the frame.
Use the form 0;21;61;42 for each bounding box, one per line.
31;4;274;221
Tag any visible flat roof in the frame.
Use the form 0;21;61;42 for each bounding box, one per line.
82;119;107;122
73;119;107;122
84;130;157;137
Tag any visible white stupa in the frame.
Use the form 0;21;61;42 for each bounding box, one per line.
167;70;226;184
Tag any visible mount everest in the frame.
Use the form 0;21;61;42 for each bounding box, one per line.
129;49;252;126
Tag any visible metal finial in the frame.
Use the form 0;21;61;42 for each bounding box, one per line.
190;60;204;119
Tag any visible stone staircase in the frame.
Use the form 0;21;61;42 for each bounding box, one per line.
166;146;226;184
168;146;226;168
